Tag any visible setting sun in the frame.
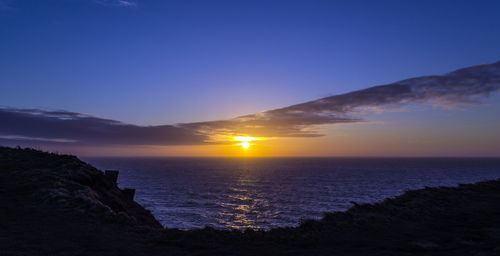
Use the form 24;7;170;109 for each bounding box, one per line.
240;141;250;149
234;136;258;150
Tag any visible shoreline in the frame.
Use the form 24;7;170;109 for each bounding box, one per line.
2;146;500;255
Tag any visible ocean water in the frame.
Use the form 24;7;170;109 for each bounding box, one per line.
84;157;500;230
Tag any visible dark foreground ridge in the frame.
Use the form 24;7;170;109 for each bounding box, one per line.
1;147;500;255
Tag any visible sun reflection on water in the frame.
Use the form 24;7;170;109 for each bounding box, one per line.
215;171;270;230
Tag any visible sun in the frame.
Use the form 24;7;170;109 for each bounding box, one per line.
240;141;250;149
234;136;258;150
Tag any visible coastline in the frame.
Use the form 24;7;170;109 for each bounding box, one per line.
2;146;500;255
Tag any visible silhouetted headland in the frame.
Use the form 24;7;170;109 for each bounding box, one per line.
1;146;500;255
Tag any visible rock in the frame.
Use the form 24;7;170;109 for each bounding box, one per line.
0;146;162;229
2;146;500;256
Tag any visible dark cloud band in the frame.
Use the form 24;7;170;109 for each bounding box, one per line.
181;61;500;138
1;61;499;146
0;109;207;145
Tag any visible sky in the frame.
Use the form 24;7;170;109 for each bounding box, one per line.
1;0;500;157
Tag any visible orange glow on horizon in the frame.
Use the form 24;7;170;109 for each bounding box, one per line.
234;136;258;150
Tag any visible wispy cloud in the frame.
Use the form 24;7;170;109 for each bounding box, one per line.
181;61;500;140
0;61;499;146
0;135;77;143
94;0;137;7
0;108;207;145
1;0;138;12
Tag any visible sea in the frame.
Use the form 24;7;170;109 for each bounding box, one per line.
84;157;500;230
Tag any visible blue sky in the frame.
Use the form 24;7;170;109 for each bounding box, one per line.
1;0;500;157
1;0;500;125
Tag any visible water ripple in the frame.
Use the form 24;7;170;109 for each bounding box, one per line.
85;157;500;230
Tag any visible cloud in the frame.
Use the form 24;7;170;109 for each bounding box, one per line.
1;61;499;146
94;0;136;7
0;135;77;143
0;0;137;13
0;108;207;145
180;61;500;139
